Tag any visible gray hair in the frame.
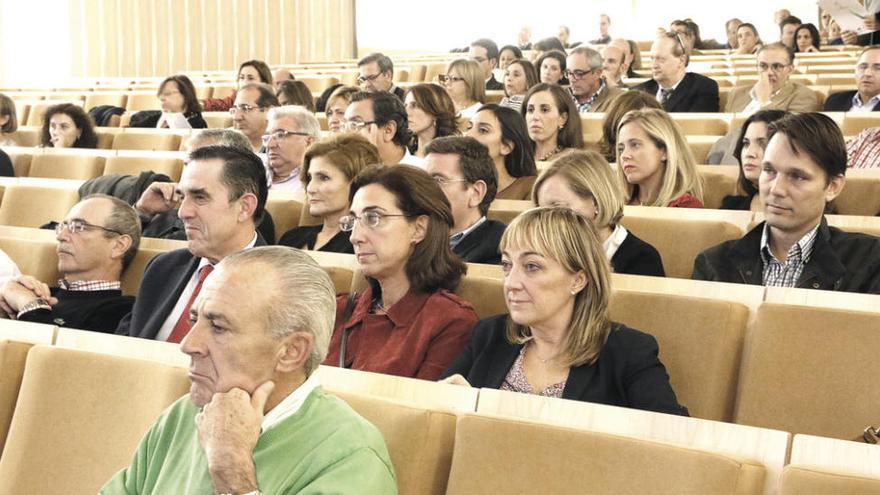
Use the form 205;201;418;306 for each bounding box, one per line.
220;246;336;376
268;105;321;138
569;46;603;71
80;194;142;271
186;128;253;153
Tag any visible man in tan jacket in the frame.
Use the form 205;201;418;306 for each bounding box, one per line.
725;43;819;114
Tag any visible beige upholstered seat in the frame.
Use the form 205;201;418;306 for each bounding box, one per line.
28;152;106;180
112;132;181;151
780;465;880;495
102;155;184;181
0;185;79;228
265;194;303;241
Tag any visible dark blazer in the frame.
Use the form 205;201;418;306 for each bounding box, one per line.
116;233;266;339
719;194;754;211
486;74;504;91
442;314;689;416
693;218;880;294
611;231;665;276
278;225;353;254
633;72;720;112
453;219;506;265
392;86;406;101
823;90;880;112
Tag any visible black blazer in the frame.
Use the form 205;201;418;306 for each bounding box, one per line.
823;90;880;112
453;219;506;265
633;72;720;112
442;315;689;416
278;225;353;254
719;194;754;211
611;231;665;276
116;234;266;339
486;74;504;91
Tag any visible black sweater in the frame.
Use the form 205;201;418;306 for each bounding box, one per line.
19;287;134;334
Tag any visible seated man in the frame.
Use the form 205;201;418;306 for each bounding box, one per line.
272;67;295;89
633;32;720;112
425;136;505;264
344;91;422;167
566;46;623;113
845;126;880;169
357;52;405;100
0;195;139;333
469;38;504;90
101;247;397;493
601;43;628;89
232;82;279;152
725;43;819;114
264;105;320;192
778;15;801;50
693;113;880;293
824;46;880;112
590;14;612;45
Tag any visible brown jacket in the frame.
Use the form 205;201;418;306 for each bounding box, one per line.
591;85;624;112
725;81;820;113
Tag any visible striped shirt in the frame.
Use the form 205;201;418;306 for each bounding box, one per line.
846;127;880;169
760;223;820;287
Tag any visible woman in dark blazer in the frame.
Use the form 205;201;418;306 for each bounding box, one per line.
720;110;787;211
441;207;687;415
533;150;665;276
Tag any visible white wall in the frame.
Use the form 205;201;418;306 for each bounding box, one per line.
0;0;71;87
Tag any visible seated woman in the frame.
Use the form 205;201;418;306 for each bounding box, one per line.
521;83;584;162
536;50;569;86
279;133;378;252
440;59;486;119
498;45;523;70
534;150;665;276
735;23;761;55
794;23;821;53
441;207;687;415
404;83;459;157
532;37;566;61
132;75;207;129
721;110;787;211
202;59;273;112
598;90;662;163
616;108;704;208
499;59;538;113
323;165;479;380
276;79;316;111
40;103;98;149
324;85;359;134
0;93;18;147
467;104;538;200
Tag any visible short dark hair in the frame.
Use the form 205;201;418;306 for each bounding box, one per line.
425;136;498;215
239;82;279;109
188;145;269;224
276;80;316;112
357;52;394;75
240;60;273;86
499;45;523;60
535;50;569;85
158;75;202;115
766;112;847;183
758;42;794;65
779;15;802;31
471;38;500;62
477;103;537;178
533;37;566;53
350;91;411;148
732;110;788;197
40;103;98;149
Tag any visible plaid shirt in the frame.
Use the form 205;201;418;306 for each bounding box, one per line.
571;79;606;113
58;279;122;291
846;127;880;169
760;223;819;287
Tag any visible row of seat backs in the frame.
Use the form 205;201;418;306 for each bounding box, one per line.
6;126;187;151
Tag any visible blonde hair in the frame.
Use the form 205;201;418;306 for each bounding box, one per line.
500;207;613;367
447;59;487;106
616;108;703;206
532;150;625;230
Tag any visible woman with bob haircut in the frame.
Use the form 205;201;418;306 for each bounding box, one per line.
721;110;788;211
598;90;662;163
441;207;687;415
324;165;479;380
279;133;380;253
275;80;316;111
404;83;460;157
500;59;539;112
132;75;207;129
467;104;538;200
40;103;98;149
0;93;18;146
616;108;704;208
534;150;665;276
324;85;359;134
202;59;273;112
535;50;569;86
521;83;584;162
439;59;486;119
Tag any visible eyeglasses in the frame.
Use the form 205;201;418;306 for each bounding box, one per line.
228;104;264;115
342;120;377;132
433;176;469;187
55;219;123;236
339;211;411;231
438;74;465;84
757;62;790;72
357;73;382;84
261;129;311;145
565;69;595;80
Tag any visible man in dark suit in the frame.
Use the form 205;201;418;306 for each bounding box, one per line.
469;39;504;90
823;46;880;112
425;136;505;265
116;145;269;341
633;32;720;112
356;52;405;100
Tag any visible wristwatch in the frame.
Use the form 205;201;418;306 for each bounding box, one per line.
17;298;51;318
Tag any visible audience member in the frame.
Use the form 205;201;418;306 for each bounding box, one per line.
117;145;269;341
500;59;538;112
404;83;459;158
103;247;397;493
839;2;880;46
534;150;665;276
324;85;359;134
0;93;18;146
275;80;316;111
779;15;802;50
536;50;568;86
694;113;880;293
230;82;279;152
725;43;819;113
522;83;584;162
40;103;98;149
315;83;342;112
264;106;320;192
441;207;687;415
774;8;792;25
324;165;478;379
425;136;505;264
599;91;662;162
827;19;843;45
633;32;720;112
557;26;573;48
670;19;699;53
469;38;504;90
357;52;405;100
467;104;538;200
819;9;832;42
279;133;379;253
725;18;743;49
617;108;704;208
440;59;486;119
567;46;624;113
0;149;13;176
591;14;613;45
272;67;295;87
625;39;644;78
601;43;629;89
0;195;139;333
344;90;422;167
517;25;533;50
720;110;788;211
846;126;880;168
498;45;523;70
531;37;566;60
132;75;207;129
824;46;880;111
794;23;820;53
735;23;762;55
203;59;273;112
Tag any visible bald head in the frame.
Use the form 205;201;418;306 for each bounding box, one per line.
601;45;626;84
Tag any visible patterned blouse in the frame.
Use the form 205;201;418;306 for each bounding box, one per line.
500;346;566;398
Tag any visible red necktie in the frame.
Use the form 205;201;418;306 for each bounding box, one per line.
167;264;214;343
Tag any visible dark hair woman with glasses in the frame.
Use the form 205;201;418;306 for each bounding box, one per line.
323;164;478;380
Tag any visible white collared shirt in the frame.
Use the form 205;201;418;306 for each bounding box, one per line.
398;148;425;168
270;167;304;193
655;74;685;103
459;102;483;119
851;92;880;113
260;373;321;433
602;224;629;262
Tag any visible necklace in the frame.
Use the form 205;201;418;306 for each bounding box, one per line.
538;145;563;161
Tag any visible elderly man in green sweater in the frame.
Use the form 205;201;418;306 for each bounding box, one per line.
101;246;397;494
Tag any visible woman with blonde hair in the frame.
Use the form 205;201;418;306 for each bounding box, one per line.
324;85;359;134
439;59;486;119
616;108;704;208
534;150;665;276
599;91;662;163
441;207;686;414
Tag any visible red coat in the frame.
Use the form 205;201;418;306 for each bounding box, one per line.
667;194;704;208
202;90;236;112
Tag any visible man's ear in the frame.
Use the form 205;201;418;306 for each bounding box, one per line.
109;234;133;262
824;174;846;203
237;193;258;222
469;180;488;209
382;120;397;145
275;331;314;373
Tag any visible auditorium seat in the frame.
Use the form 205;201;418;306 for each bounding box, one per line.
832;175;880;216
297;76;340;93
95;128;121;149
0;184;79;228
102;155;184;181
111;131;181;151
201;111;233;128
734;303;880;439
124;92;158;112
121;246;167;296
487;199;530;225
0;346;190;494
84;93;128;111
686;135;719;163
453;274;505;319
5;126;41;147
3;148;33;176
671;114;730;136
265;193;303;241
26;101;83;126
54;328;188;368
842;113;880;136
28;152;106;180
0;237;62;285
781;433;880;494
780;465;880;495
699;167;738;209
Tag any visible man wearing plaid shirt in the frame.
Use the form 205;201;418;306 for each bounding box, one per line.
0;195;140;332
693;113;880;293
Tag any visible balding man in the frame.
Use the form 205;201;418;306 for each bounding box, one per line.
231;83;279;152
566;46;623;113
601;44;628;89
272;68;295;89
633;32;720;112
725;43;819;114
